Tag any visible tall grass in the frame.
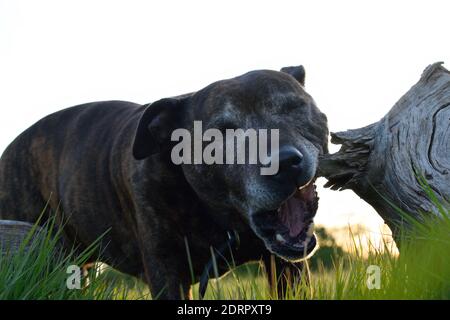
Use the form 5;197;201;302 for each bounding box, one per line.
194;179;450;300
0;217;135;300
192;206;449;300
1;180;449;300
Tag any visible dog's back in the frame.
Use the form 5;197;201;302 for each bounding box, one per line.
0;101;145;273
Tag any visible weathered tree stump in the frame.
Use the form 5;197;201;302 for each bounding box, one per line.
0;220;43;255
319;62;450;240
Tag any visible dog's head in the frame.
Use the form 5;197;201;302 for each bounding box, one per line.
133;66;328;261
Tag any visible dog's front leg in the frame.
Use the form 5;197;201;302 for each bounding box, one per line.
136;224;192;299
133;202;193;300
141;251;192;300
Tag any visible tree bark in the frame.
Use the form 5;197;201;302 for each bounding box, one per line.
0;220;42;255
318;62;450;240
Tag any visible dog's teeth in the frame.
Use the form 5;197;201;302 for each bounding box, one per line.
307;223;315;237
298;180;312;190
275;233;286;243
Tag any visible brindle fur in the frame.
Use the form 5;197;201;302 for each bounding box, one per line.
0;67;328;299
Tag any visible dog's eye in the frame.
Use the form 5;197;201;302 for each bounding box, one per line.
221;124;239;131
280;101;308;114
214;121;239;132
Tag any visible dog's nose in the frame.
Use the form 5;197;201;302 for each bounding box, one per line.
269;146;315;188
278;146;303;171
273;146;304;184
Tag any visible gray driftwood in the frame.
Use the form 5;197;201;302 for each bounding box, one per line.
318;62;450;239
0;220;43;255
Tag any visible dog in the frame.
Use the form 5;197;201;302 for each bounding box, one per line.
0;65;328;299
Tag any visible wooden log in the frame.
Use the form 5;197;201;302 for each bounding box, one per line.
0;220;43;255
318;62;450;240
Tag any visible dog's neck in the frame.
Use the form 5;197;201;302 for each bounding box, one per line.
131;155;245;232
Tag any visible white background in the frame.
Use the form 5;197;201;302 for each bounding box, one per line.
1;0;449;235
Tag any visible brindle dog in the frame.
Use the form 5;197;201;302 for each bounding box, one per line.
0;66;328;299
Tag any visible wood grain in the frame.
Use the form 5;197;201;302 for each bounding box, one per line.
319;62;450;240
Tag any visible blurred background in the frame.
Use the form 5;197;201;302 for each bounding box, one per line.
1;0;449;254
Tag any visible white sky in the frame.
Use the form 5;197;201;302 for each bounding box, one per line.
0;0;449;235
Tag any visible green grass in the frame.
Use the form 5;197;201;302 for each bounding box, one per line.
96;198;450;300
189;179;450;300
0;217;134;299
1;181;449;300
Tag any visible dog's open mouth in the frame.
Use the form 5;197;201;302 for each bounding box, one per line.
250;180;318;261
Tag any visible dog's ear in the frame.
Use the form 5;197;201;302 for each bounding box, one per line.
133;97;189;160
280;65;306;86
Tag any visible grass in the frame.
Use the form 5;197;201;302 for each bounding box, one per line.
190;179;450;300
0;216;133;299
0;181;449;300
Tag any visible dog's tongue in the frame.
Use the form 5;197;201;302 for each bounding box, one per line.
278;194;306;238
278;185;314;238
